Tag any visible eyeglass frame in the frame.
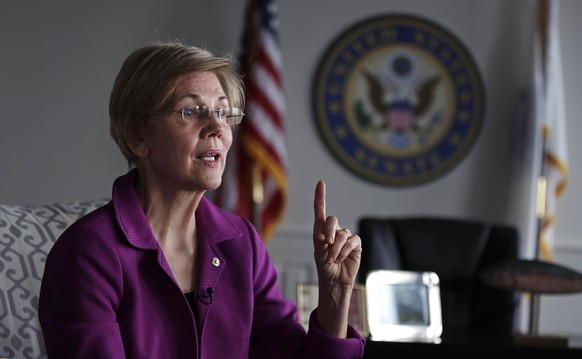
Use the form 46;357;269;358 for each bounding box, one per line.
155;105;245;126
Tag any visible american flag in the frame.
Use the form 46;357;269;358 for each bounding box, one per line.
217;0;287;243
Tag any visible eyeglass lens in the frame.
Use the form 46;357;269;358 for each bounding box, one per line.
180;106;243;125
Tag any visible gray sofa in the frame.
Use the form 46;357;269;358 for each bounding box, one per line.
0;199;108;359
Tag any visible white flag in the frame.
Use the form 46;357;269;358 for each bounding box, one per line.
535;0;569;261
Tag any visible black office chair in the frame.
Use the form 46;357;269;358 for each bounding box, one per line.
357;216;520;343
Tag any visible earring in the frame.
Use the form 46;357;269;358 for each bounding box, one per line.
141;147;147;154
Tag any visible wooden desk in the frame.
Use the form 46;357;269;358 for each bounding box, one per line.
363;338;582;358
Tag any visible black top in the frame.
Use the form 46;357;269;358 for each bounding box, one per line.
184;291;196;311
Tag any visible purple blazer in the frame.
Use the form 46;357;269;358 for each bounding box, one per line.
39;170;365;358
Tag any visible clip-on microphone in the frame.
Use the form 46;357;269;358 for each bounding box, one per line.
195;287;213;305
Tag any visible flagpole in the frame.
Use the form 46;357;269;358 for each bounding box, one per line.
529;153;546;335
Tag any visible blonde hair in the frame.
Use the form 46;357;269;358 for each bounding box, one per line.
109;41;245;166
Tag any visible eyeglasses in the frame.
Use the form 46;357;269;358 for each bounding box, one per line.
158;106;244;126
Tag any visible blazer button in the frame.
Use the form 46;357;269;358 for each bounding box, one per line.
212;257;220;267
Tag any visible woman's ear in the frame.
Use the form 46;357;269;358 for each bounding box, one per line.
126;127;148;158
127;138;148;157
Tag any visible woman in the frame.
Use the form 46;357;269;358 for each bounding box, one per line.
39;41;365;358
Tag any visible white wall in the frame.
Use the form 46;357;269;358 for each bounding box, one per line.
1;0;580;336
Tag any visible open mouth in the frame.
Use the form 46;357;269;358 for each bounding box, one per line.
195;149;221;162
195;154;218;161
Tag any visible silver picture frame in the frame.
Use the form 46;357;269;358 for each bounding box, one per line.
365;269;442;343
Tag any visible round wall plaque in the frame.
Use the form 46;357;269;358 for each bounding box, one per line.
312;14;485;186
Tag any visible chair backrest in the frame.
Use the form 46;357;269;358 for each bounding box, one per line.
358;216;520;343
0;200;107;359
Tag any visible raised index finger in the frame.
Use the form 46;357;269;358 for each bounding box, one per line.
313;179;326;224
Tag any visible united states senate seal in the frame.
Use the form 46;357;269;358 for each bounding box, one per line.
312;14;484;186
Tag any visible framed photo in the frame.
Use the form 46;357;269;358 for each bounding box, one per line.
297;282;369;337
365;270;442;343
